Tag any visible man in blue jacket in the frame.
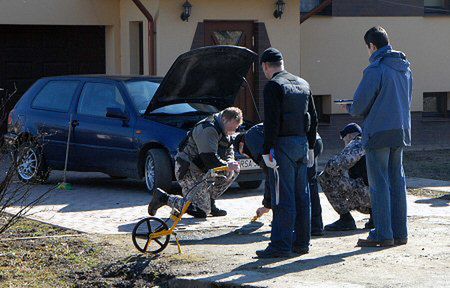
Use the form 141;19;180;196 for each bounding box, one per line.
349;26;412;247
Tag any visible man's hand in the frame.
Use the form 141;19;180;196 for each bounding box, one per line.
227;161;240;173
256;207;271;218
307;149;315;168
262;154;277;169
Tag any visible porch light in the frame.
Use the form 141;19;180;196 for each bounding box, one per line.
273;0;286;19
180;0;192;22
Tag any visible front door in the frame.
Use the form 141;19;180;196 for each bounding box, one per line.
204;21;259;123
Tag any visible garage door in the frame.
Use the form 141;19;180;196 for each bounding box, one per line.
0;25;106;135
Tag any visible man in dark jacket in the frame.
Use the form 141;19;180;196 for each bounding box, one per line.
318;123;373;231
256;48;318;258
148;107;242;218
349;27;412;247
240;124;324;236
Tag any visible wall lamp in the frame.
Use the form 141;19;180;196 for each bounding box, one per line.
180;0;192;22
273;0;286;19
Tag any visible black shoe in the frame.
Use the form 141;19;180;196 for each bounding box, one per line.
186;205;207;218
356;238;394;247
364;218;375;229
394;238;408;246
325;214;357;231
210;199;227;217
148;188;169;216
311;230;324;237
292;246;309;255
256;248;293;259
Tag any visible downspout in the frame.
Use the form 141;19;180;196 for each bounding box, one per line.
131;0;156;75
300;0;332;24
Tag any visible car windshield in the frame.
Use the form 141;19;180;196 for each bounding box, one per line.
125;80;218;115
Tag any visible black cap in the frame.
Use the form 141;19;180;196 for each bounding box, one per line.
340;123;362;139
260;48;283;64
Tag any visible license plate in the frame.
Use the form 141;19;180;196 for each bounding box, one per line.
239;158;260;171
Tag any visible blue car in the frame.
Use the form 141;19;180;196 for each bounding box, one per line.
5;46;263;192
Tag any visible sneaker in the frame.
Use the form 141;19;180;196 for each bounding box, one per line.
255;247;293;259
356;238;394;247
147;188;169;216
210;199;227;217
292;246;309;255
324;217;357;231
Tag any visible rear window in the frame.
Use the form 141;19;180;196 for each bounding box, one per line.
32;80;79;112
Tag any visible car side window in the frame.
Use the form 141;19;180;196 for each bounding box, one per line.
32;81;79;112
77;82;125;117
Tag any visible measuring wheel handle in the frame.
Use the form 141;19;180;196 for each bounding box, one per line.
132;217;171;254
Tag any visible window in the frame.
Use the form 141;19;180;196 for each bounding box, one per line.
77;83;125;117
423;92;449;118
425;0;450;14
129;21;144;75
314;95;331;124
32;81;79;112
300;0;332;15
125;80;160;114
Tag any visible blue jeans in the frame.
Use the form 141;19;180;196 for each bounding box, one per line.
365;147;408;241
268;136;310;252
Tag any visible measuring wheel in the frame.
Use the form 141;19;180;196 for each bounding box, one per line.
132;217;170;254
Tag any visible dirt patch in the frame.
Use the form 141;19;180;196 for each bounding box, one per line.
403;149;450;181
0;215;177;287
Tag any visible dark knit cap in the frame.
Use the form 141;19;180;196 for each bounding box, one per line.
260;48;283;64
340;123;362;138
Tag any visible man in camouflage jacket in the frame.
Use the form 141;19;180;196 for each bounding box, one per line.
318;123;373;231
147;107;242;218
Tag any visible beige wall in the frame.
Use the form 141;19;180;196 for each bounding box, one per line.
300;16;450;113
120;0;301;76
0;0;121;74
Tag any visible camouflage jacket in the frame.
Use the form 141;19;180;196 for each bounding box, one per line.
324;136;366;180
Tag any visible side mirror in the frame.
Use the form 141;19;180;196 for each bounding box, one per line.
106;107;128;120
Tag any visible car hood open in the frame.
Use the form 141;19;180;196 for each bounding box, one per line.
145;45;257;114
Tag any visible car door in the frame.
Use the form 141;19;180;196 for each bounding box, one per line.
71;80;137;177
28;79;82;168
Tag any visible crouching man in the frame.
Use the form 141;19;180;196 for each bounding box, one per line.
318;123;373;230
148;107;242;218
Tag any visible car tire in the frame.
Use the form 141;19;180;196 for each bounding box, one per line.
16;142;50;184
238;180;262;190
144;149;172;193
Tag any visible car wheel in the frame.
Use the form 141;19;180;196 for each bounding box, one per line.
238;180;262;190
16;142;50;184
144;149;172;193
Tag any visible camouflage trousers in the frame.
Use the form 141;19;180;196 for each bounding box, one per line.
318;171;371;215
167;161;238;214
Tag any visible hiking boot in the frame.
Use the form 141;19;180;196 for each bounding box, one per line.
324;213;357;231
148;188;169;216
210;199;227;217
292;246;310;255
356;238;394;247
394;238;408;246
256;247;293;259
186;204;207;218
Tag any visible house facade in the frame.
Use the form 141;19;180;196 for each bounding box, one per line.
300;0;450;149
0;0;449;149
